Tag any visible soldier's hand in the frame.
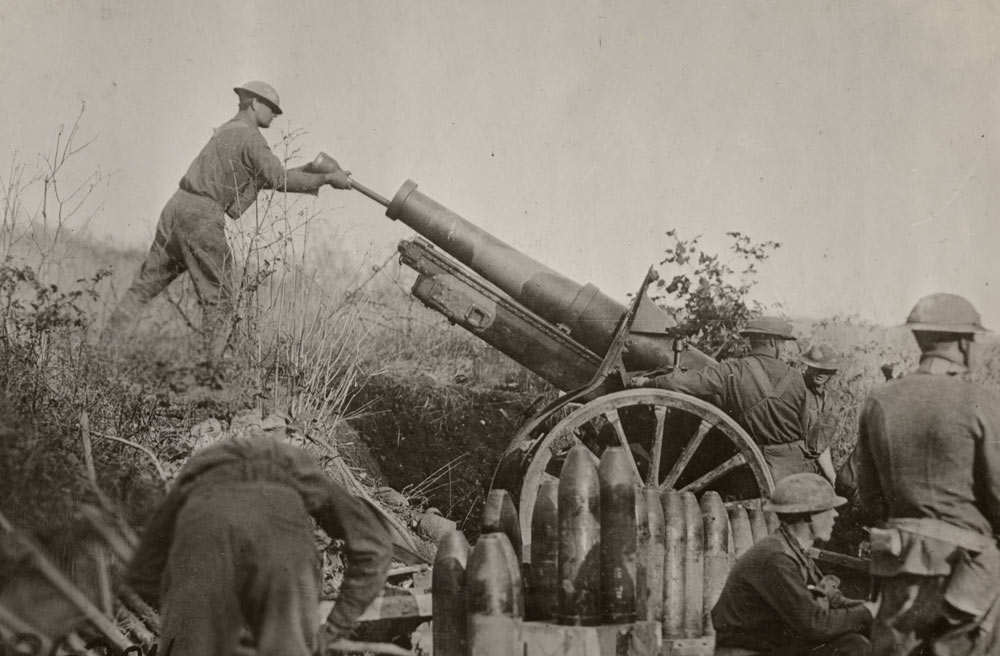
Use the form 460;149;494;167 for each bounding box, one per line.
325;170;353;190
629;375;651;388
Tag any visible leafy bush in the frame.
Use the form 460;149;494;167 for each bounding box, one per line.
649;230;781;358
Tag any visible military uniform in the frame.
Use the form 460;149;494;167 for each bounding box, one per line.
712;525;872;654
803;386;835;458
108;113;294;344
648;347;817;482
125;433;392;656
108;83;345;358
857;356;1000;655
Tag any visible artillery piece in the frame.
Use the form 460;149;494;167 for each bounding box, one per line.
339;168;776;547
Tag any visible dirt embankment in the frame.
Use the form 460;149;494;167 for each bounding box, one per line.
347;373;545;534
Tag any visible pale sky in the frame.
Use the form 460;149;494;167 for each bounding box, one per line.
2;1;998;328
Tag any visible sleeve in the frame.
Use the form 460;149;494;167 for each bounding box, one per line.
855;398;886;524
754;553;872;642
835;446;860;500
243;133;328;193
287;448;393;636
975;392;1000;539
649;363;728;405
123;485;188;607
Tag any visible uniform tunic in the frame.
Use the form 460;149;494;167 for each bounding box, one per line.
107;112;318;346
649;348;817;482
712;525;872;653
856;355;1000;656
125;434;392;656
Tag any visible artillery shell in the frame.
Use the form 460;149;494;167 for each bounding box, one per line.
468;533;521;617
468;533;522;656
557;444;602;626
635;486;650;618
682;491;704;638
661;490;685;637
728;505;753;560
482;488;523;565
643;486;665;623
599;447;637;624
432;530;470;656
765;510;780;535
700;492;729;635
748;506;768;544
528;479;559;621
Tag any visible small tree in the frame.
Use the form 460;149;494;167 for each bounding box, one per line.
650;230;780;359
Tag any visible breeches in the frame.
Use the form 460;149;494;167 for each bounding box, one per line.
159;482;321;656
113;190;233;322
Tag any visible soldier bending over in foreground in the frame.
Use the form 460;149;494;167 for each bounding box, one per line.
125;432;392;656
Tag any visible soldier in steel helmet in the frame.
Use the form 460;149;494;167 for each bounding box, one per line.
712;473;877;655
799;343;845;484
106;81;353;376
855;293;1000;655
632;316;820;483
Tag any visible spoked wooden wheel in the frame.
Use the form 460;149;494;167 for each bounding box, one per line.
515;389;774;544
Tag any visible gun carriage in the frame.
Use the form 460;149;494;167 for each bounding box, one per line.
344;172;776;548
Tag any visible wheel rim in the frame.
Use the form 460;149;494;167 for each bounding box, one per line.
516;389;774;548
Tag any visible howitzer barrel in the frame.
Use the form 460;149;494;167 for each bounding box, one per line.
382;180;706;374
388;180;626;354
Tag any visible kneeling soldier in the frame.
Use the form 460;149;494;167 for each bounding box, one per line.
712;473;877;655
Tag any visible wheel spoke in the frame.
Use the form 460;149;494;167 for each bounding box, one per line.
604;409;642;482
645;405;668;487
660;418;712;490
680;453;748;493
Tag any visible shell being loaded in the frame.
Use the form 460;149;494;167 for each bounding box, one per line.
386;180;715;375
432;530;470;656
598;447;637;624
528;479;559;621
557;445;602;626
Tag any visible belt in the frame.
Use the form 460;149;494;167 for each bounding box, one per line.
175;186;224;212
887;518;995;553
759;440;805;452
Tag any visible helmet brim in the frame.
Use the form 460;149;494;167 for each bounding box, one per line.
904;322;990;334
801;359;841;371
740;330;797;340
763;495;847;514
233;87;283;115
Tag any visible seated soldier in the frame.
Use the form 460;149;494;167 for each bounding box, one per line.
712;473;878;655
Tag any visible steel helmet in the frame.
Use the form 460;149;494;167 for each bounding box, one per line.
905;293;989;334
763;473;846;514
234;81;283;115
799;343;844;371
740;316;796;340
